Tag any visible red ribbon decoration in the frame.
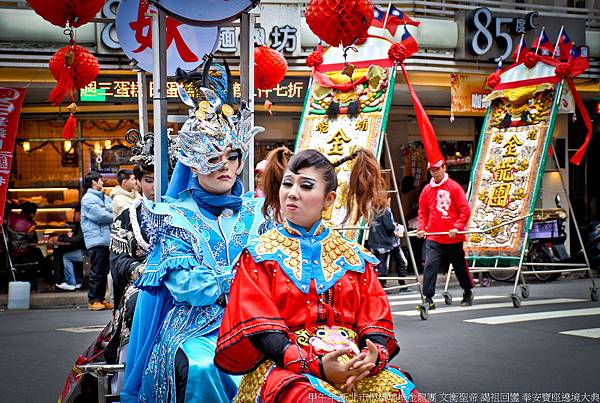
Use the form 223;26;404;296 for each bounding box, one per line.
399;62;444;167
567;78;593;165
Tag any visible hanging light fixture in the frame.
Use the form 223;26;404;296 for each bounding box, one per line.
23;141;31;152
63;140;72;152
104;139;112;149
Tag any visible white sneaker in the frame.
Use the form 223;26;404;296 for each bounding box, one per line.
74;284;82;290
56;282;76;291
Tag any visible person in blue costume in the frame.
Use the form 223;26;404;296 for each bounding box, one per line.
121;86;268;403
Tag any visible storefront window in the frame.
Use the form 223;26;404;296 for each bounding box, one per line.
400;140;474;191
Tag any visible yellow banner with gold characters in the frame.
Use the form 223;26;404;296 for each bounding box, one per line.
464;81;564;260
295;37;397;238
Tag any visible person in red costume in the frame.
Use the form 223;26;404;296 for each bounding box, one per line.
416;160;474;309
214;148;427;403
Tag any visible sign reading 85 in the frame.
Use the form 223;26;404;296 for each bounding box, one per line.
468;8;539;61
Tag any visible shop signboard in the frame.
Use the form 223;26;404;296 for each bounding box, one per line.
0;87;26;223
464;61;563;261
80;76;309;105
100;1;302;57
115;0;219;76
295;36;396;239
450;73;491;114
459;8;585;62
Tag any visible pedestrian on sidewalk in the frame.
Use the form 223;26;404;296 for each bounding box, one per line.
107;169;140;306
54;207;85;291
110;169;140;218
368;198;407;288
81;171;113;311
417;160;474;309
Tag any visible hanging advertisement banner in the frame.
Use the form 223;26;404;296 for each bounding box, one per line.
464;60;564;261
0;87;26;223
295;36;396;239
450;73;490;114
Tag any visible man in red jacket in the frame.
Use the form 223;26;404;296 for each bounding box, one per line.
417;160;474;309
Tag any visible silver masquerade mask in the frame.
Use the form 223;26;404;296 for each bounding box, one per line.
175;85;264;175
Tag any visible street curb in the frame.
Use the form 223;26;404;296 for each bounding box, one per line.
0;291;88;309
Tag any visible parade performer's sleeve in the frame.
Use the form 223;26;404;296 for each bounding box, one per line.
417;188;429;232
121;287;174;403
355;263;400;361
164;263;232;307
215;250;290;375
135;227;230;307
110;250;141;290
452;182;471;231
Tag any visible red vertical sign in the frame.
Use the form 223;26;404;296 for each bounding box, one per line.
0;88;26;223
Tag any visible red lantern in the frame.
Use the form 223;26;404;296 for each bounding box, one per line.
26;0;106;28
49;44;99;105
254;46;288;90
305;0;373;48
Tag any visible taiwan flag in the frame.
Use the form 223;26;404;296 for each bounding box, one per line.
389;5;420;28
371;5;420;37
400;26;419;57
531;31;554;55
568;45;589;77
557;30;573;61
372;6;387;30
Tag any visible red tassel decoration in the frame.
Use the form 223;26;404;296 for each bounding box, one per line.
264;99;273;116
62;114;77;140
49;67;75;105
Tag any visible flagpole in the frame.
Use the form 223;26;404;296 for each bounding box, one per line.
535;26;545;55
381;3;392;37
552;25;564;58
515;34;524;62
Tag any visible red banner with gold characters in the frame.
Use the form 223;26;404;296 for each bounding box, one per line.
0;88;26;223
295;36;396;238
464;74;563;260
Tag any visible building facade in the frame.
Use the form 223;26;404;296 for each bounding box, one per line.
1;0;599;235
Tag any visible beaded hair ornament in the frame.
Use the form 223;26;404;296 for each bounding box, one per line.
125;128;177;169
175;85;264;175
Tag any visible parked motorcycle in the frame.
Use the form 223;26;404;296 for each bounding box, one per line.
527;196;569;282
584;221;600;273
488;196;568;283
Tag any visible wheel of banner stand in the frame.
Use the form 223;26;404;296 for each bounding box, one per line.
521;285;530;299
442;292;452;305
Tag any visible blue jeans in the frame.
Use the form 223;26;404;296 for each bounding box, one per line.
63;249;83;286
